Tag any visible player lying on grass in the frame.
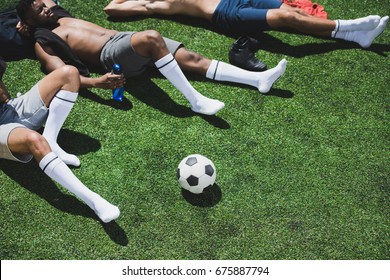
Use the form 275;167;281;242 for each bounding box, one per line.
104;0;389;49
0;58;120;223
16;0;287;116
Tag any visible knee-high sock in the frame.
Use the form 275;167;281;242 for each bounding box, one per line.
155;53;224;115
332;16;389;48
42;90;80;167
39;152;120;223
206;59;287;94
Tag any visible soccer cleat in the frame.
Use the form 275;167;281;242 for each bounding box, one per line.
229;36;267;72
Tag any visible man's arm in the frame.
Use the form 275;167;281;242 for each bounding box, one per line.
34;42;125;89
16;0;57;36
104;0;174;17
43;0;57;8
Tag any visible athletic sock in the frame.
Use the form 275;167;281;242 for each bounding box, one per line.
39;152;120;223
333;15;381;34
155;53;225;115
206;59;287;94
42;90;80;167
333;16;389;48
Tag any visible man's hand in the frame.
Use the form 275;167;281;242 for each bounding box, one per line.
16;21;31;37
95;72;126;89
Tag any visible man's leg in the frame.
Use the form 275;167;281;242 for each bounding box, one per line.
39;66;81;166
269;4;380;35
267;4;387;47
131;30;225;115
7;127;120;223
332;16;389;48
174;48;287;94
104;0;175;17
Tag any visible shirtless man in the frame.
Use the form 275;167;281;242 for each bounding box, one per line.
17;0;287;116
0;58;120;223
104;0;389;49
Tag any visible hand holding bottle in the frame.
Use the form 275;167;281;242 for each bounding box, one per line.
111;64;125;101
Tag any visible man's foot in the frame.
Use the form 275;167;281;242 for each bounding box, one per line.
92;195;120;223
48;141;81;167
338;15;381;32
338;16;389;48
356;16;389;48
229;36;267;72
191;97;225;115
258;59;288;93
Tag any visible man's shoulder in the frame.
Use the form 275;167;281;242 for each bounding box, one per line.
51;5;74;19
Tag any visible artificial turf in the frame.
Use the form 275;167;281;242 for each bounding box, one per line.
0;0;389;260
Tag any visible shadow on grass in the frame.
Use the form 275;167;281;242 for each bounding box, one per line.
125;72;231;129
109;14;389;58
0;129;128;246
79;71;231;128
79;88;133;111
107;14;215;32
181;183;222;207
248;32;390;58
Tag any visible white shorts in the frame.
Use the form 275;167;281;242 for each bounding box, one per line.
0;82;48;162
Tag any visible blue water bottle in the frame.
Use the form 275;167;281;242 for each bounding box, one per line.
112;64;124;102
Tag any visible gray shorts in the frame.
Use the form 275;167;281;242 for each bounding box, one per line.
0;83;48;162
100;31;183;78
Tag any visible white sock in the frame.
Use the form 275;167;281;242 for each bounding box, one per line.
155;53;225;115
333;16;389;48
206;59;287;94
39;152;120;223
333;15;381;34
42;90;80;167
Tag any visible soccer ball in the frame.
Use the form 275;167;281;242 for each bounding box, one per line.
176;154;217;194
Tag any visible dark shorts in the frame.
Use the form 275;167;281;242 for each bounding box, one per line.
212;0;283;34
100;32;183;78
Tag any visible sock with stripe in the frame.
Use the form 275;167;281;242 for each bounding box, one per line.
39;152;120;223
206;59;287;94
42;90;80;167
332;16;389;48
155;53;225;115
332;15;380;35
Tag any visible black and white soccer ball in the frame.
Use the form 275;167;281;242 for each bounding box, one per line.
176;154;217;194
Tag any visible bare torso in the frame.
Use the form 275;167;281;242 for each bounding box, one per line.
52;17;118;67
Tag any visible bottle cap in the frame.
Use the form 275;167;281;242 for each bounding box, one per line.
112;64;122;74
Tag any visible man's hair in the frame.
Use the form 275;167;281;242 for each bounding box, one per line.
16;0;34;22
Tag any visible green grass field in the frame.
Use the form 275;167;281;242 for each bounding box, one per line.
0;0;389;260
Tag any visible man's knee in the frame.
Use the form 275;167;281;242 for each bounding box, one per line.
25;131;50;156
59;65;79;81
142;30;165;48
58;65;80;91
133;30;167;58
268;9;301;27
